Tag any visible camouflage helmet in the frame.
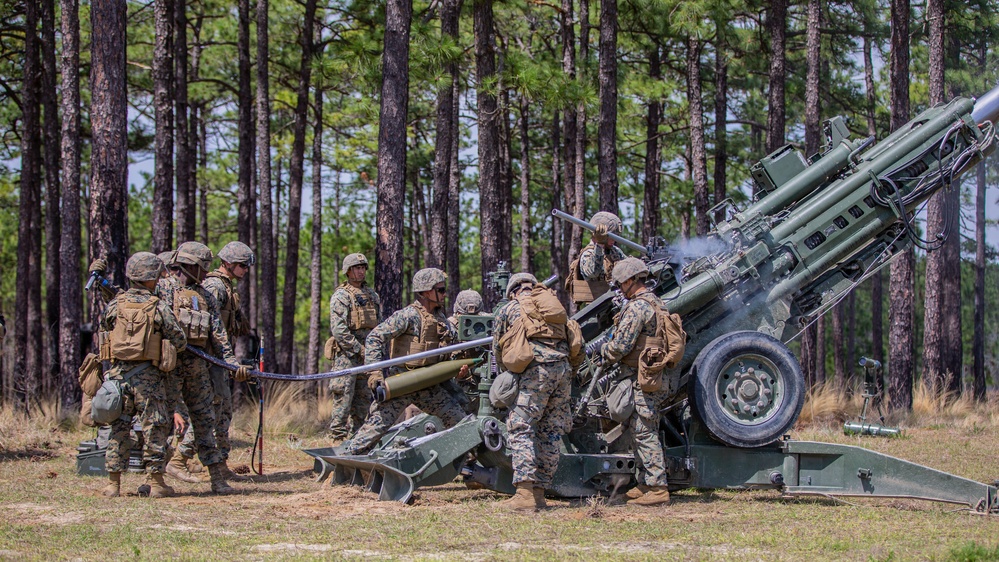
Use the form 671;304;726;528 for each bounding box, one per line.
611;257;649;285
157;250;176;267
590;211;622;234
125;252;164;282
218;241;255;266
341;253;369;275
173;241;214;272
412;268;448;293
454;289;484;315
505;272;538;299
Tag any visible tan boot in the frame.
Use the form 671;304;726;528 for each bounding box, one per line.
102;472;121;498
186;457;204;473
629;486;671;506
147;472;175;498
208;463;235;495
220;462;249;482
500;482;538;512
166;453;200;484
625;484;649;500
531;487;548;510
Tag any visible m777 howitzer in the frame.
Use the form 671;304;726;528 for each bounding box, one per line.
306;86;999;513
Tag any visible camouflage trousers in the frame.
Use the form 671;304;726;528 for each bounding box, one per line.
178;365;232;461
506;360;572;488
343;382;466;456
327;353;373;439
627;373;670;488
172;353;223;467
105;363;172;474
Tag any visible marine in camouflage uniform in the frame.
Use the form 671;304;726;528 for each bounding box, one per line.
327;253;381;440
446;289;484;414
99;252;187;498
492;273;574;512
175;241;254;480
343;268;467;456
567;211;627;308
159;241;249;494
598;257;672;506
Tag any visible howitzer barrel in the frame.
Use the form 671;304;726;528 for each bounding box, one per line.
377;358;483;401
972;83;999;126
551;209;648;255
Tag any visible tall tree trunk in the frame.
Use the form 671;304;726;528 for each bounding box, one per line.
815;315;826;384
198;107;208;242
152;0;174;254
560;0;578;270
940;33;963;394
236;0;254;360
888;0;913;411
278;0;317;373
764;0;787;162
498;59;514;270
688;37;709;236
863;34;884;373
597;0;618;213
257;0;277;368
518;93;533;273
15;0;42;410
921;0;946;392
972;159;986;400
375;0;412;314
430;0;462;270
804;0;821;158
713;33;728;225
41;0;61;394
175;0;193;242
446;79;461;305
641;46;662;243
572;0;588;260
550;112;568;308
475;0;502;307
307;84;323;376
59;0;83;413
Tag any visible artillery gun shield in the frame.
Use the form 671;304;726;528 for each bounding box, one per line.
689;330;805;448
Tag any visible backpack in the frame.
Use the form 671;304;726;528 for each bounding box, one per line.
636;295;686;392
110;299;161;362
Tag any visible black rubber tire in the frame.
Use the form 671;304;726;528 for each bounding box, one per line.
689;330;805;448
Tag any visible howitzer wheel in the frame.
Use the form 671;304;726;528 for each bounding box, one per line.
689;331;805;448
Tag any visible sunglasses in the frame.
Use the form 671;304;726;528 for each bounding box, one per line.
434;287;447;294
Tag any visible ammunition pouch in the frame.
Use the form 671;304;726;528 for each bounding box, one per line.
342;284;379;331
98;331;111;361
388;304;446;369
78;353;104;397
323;336;338;360
173;287;211;346
160;340;177;373
497;321;534;374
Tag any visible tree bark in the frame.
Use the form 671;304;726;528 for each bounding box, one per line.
257;0;277;368
863;34;884;372
550;112;568;308
41;0;61;394
804;0;821;158
972;160;986;400
235;0;254;361
175;0;193;242
278;0;317;373
446;78;462;305
888;0;913;411
597;0;618;213
560;0;578;270
765;0;787;161
152;0;174;254
688;37;709;236
713;33;728;225
375;0;412;314
641;46;662;244
921;0;946;392
572;0;588;260
430;0;462;271
518;93;533;273
475;0;502;307
59;0;83;413
307;84;324;376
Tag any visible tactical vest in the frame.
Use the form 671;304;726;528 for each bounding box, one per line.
173;286;211;347
565;243;614;304
341;283;379;331
619;293;666;368
389;304;451;369
102;297;162;363
205;271;241;340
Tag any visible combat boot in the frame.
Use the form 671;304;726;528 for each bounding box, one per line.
186;457;204;474
531;486;548;510
629;486;671;507
102;472;121;498
500;482;537;512
166;453;200;483
147;472;175;498
207;463;235;495
625;484;649;500
219;461;249;482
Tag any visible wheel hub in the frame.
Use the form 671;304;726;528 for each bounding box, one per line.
720;357;780;424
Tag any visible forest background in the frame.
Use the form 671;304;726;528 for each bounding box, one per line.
1;0;998;417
